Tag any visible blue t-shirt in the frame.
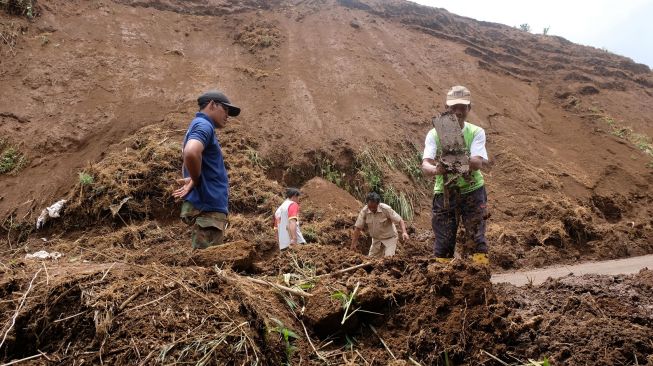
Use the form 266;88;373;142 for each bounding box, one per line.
182;112;229;214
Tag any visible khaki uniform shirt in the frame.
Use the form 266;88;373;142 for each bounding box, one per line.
355;203;402;240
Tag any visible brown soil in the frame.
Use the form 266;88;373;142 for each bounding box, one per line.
1;0;653;364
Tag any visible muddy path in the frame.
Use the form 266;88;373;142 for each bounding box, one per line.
492;253;653;286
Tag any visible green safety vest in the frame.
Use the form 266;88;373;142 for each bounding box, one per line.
430;122;485;194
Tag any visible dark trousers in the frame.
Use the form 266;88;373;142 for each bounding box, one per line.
431;186;488;258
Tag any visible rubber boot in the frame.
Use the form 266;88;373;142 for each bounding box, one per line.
471;253;489;265
435;257;452;264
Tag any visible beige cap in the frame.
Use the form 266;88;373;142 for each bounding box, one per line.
445;85;471;106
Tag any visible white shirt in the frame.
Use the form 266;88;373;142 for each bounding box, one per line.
422;122;488;160
274;199;306;250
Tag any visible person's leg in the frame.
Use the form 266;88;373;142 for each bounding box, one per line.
461;187;488;263
382;236;398;257
432;193;458;259
193;212;227;249
193;226;224;249
368;238;384;257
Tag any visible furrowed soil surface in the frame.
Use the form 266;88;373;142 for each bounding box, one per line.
1;0;652;364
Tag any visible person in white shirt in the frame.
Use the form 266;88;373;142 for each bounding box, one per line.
274;188;306;251
421;86;491;265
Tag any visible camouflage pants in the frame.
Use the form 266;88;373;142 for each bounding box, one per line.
180;202;228;249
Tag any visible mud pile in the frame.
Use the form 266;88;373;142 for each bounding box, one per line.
3;246;653;365
497;269;653;365
0;246;503;365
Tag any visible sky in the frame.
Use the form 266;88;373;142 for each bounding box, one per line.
412;0;653;68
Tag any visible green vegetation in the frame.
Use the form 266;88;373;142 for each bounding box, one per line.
269;318;300;364
444;350;451;366
78;171;94;185
382;186;414;220
0;139;27;175
356;149;383;192
356;147;419;220
245;146;268;169
399;142;428;186
301;225;318;243
317;154;345;187
315;146;424;220
519;23;531;32
601;115;653;161
542;26;550;35
331;282;382;325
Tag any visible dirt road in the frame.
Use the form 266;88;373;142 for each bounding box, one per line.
491;254;653;286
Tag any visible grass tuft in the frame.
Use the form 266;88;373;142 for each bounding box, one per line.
0;139;27;175
78;171;94;185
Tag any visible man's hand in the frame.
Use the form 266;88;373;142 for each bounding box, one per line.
402;232;410;242
435;162;447;175
468;156;486;172
422;159;447;176
173;177;194;199
350;241;358;252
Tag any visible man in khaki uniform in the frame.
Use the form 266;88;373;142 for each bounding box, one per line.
351;192;410;257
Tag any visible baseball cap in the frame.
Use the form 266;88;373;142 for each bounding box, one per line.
445;85;471;106
197;90;241;117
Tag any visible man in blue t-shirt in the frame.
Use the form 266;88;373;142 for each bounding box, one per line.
173;90;241;249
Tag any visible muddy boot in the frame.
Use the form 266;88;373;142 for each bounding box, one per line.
471;253;489;265
435;257;453;264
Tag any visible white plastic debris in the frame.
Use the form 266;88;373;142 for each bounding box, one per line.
36;199;67;230
25;250;63;260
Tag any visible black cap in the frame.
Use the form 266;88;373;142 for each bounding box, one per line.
197;90;241;117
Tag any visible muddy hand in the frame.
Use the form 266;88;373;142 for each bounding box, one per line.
402;232;410;242
173;177;194;199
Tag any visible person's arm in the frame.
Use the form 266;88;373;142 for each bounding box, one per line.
273;215;280;245
469;128;491;172
387;207;410;241
183;139;204;186
287;203;300;245
398;219;410;242
173;139;204;199
351;209;366;251
422;158;446;176
421;130;446;176
288;219;298;245
351;226;362;251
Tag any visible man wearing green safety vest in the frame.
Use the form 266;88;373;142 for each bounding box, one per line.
421;86;491;265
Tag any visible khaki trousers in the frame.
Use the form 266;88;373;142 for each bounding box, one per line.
368;236;398;257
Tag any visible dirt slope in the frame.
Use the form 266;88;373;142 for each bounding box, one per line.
2;0;652;269
1;0;653;364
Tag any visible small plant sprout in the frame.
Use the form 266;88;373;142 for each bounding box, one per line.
245;146;268;168
331;282;382;324
269;318;300;363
